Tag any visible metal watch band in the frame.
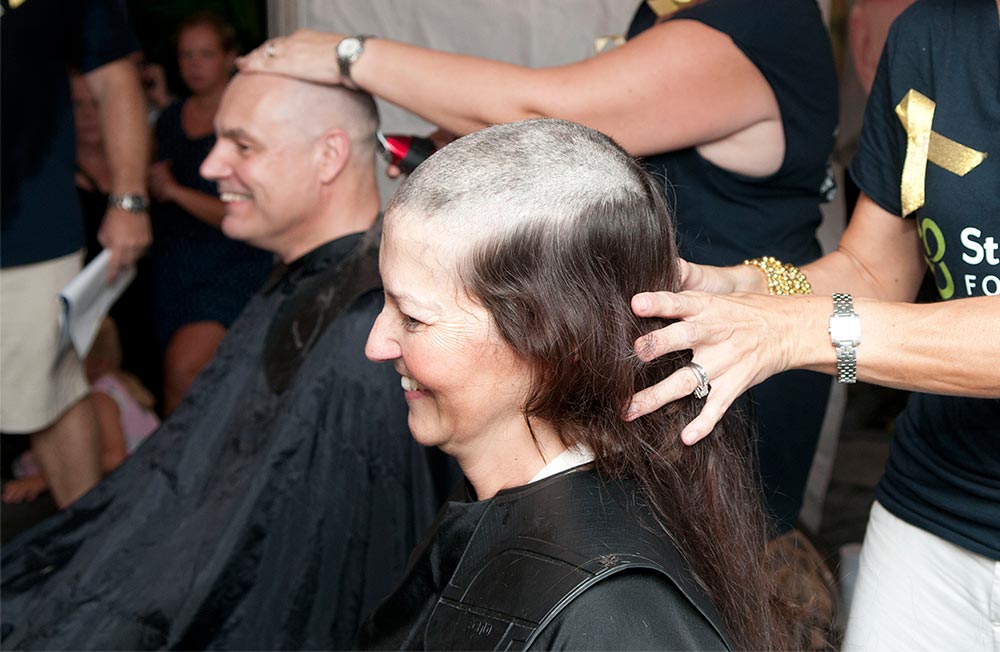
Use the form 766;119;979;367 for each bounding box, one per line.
832;292;858;384
107;193;149;214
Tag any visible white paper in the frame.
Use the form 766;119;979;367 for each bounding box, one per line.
57;250;135;360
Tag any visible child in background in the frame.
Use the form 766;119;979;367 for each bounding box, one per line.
2;319;159;504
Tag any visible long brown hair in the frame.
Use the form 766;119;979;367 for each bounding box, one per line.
390;119;795;650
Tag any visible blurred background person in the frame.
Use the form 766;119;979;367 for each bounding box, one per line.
1;0;151;508
72;71;163;401
3;318;159;505
148;10;272;415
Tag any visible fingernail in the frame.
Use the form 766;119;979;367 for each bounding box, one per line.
681;430;699;446
632;295;649;312
624;402;639;421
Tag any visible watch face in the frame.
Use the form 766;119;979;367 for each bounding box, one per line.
338;38;362;61
829;314;861;344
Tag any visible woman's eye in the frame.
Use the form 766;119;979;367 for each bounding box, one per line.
400;314;422;332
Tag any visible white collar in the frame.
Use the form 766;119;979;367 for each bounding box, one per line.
529;444;596;483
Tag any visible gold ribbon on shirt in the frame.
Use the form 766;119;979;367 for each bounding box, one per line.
594;34;626;55
646;0;693;18
894;89;988;217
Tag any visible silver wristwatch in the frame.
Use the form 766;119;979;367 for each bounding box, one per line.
829;293;861;384
336;35;370;87
108;193;149;214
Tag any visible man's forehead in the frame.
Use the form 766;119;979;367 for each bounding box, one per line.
217;74;294;131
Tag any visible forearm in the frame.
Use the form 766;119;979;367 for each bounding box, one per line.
246;26;778;158
86;59;150;195
168;186;226;228
786;295;1000;397
352;38;544;136
733;194;926;302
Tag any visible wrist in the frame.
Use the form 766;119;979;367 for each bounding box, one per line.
780;295;831;373
829;293;861;384
734;262;767;293
336;34;373;89
108;193;149;214
743;256;812;296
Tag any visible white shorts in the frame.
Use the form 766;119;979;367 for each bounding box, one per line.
1;251;89;433
843;500;1000;652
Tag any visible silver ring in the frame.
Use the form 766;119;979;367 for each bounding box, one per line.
264;41;278;58
688;362;710;399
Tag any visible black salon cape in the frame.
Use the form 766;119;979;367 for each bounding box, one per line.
358;469;731;651
1;232;444;650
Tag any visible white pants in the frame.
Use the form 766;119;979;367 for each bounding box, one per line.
843;500;1000;652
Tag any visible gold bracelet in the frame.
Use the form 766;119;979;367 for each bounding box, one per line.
743;256;812;295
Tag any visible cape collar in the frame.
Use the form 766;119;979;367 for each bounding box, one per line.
261;231;366;296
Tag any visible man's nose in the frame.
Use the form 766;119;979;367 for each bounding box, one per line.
199;141;228;181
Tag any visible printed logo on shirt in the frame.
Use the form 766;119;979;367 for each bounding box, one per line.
919;217;1000;298
960;226;1000;296
919;216;954;299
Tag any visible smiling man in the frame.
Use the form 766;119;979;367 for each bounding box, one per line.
1;73;449;651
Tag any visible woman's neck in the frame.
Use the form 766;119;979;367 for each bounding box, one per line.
452;417;565;500
188;86;225;112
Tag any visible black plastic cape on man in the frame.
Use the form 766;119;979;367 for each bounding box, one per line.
1;227;450;650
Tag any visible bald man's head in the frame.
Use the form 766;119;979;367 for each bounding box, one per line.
200;72;381;262
220;72;378;162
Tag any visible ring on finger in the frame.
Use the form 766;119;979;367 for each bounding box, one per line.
687;362;711;399
264;41;278;58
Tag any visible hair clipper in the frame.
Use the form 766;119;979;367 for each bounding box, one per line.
377;131;437;174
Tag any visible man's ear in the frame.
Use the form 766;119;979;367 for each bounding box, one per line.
316;128;351;184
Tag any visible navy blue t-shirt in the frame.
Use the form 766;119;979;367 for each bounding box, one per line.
0;0;138;268
850;0;1000;559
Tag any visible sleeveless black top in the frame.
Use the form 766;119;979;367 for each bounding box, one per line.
627;0;838;266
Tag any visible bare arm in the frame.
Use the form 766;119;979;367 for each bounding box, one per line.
687;194;927;301
239;23;780;161
85;58;152;278
629;195;999;443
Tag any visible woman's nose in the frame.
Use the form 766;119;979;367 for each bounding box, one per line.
365;311;401;362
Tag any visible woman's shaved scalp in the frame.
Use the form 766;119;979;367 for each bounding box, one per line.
387;118;645;242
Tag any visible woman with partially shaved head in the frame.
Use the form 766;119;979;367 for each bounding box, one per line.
359;119;798;651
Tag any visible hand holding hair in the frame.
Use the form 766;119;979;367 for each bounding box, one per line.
627;290;807;444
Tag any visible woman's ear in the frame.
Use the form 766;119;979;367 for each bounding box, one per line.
316;128;351;184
